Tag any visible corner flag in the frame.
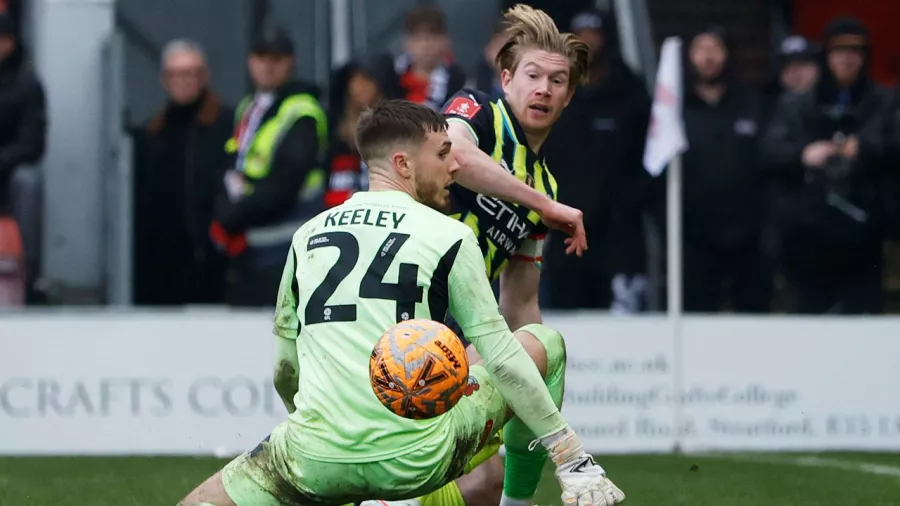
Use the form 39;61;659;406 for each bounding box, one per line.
643;37;688;177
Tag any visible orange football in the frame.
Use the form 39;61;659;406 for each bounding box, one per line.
369;319;470;419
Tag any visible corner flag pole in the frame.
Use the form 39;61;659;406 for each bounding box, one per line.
667;151;684;451
642;37;688;452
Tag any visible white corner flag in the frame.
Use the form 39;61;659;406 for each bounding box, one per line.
643;37;688;177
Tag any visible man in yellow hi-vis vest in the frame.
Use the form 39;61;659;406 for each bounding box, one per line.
210;25;327;307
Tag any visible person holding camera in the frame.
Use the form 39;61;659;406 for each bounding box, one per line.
762;17;896;314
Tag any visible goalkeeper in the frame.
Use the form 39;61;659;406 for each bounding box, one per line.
178;98;624;506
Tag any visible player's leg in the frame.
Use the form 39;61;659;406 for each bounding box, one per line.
443;327;551;506
361;431;503;506
178;469;236;506
178;435;290;506
479;324;566;505
444;450;505;506
179;428;327;506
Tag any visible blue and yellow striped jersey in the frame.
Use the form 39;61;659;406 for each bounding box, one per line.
441;89;559;281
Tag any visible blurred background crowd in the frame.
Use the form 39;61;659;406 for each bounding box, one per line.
2;0;900;315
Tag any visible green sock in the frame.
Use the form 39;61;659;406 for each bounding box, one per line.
502;324;567;500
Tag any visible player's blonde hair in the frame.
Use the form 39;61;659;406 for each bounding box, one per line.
495;4;591;88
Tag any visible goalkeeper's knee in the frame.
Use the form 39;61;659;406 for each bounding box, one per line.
516;323;566;381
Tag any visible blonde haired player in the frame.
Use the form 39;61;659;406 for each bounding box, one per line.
363;4;624;506
178;99;624;506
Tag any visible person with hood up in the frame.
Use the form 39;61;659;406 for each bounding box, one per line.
540;8;658;312
211;24;328;307
762;17;895;314
678;25;771;313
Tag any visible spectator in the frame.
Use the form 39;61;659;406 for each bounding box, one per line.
324;54;398;208
679;26;770;313
211;25;327;307
762;17;894;314
541;8;656;312
394;4;466;110
761;35;820;127
468;19;508;101
0;11;45;213
131;40;232;306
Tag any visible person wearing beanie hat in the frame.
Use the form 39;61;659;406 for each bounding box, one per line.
760;35;820;164
777;35;820;94
761;16;894;314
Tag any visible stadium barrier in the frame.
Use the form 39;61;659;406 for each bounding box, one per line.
1;311;899;456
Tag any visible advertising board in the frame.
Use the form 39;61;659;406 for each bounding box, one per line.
2;312;899;455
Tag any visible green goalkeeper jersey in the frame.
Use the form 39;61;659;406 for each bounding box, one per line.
273;190;566;463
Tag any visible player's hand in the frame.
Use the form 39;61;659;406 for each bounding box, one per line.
537;201;588;257
546;429;625;506
556;453;626;506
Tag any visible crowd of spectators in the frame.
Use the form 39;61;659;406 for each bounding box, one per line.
2;3;900;315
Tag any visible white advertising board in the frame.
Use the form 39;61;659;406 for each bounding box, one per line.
548;314;676;454
680;317;900;452
1;311;900;455
0;312;282;456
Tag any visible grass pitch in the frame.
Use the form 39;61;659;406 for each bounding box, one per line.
1;452;899;505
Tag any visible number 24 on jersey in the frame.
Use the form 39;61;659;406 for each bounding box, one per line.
304;231;423;325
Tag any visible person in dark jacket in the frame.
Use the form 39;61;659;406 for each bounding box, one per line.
541;8;657;312
132;39;233;306
393;3;466;110
0;11;45;212
760;35;820;129
211;25;327;307
762;17;894;314
679;26;771;313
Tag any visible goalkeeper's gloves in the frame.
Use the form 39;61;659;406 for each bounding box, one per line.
542;428;626;506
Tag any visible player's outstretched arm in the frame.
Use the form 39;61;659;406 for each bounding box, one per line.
448;122;551;213
447;123;587;256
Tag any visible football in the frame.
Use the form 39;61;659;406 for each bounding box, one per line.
369;319;470;419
